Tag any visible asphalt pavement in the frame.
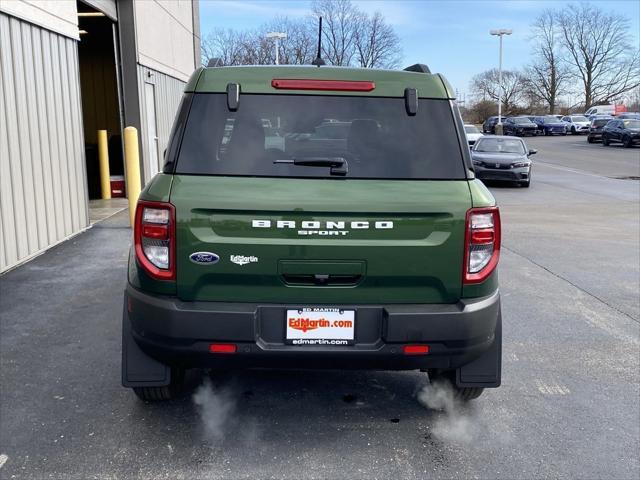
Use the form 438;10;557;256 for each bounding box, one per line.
0;135;638;479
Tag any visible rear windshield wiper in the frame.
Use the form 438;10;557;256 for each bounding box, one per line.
274;157;348;176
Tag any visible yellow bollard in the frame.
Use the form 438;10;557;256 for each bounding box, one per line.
97;130;111;200
123;126;142;227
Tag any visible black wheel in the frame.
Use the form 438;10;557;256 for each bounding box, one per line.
133;368;185;401
623;136;633;148
602;135;609;146
587;136;594;143
427;370;484;401
571;126;576;135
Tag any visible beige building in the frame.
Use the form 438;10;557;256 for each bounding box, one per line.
0;0;200;272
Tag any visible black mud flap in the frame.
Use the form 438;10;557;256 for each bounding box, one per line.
456;306;502;388
122;296;171;387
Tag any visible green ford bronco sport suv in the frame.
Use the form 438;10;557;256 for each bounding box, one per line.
122;64;502;402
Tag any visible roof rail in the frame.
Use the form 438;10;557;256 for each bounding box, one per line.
403;64;431;74
207;57;224;67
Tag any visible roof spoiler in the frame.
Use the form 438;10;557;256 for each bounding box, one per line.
403;64;431;74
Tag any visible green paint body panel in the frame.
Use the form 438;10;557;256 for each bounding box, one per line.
468;179;495;207
168;175;474;304
144;173;174;202
189;66;452;99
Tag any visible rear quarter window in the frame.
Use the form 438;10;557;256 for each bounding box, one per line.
174;94;466;180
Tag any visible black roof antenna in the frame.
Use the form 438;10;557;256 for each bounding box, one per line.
311;17;326;67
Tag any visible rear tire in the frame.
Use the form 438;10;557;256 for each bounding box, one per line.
587;136;594;143
571;126;576;135
133;368;185;401
602;135;609;146
427;370;484;401
623;136;633;148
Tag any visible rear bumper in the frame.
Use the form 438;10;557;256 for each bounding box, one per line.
124;284;501;374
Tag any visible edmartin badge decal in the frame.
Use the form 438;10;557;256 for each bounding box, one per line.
230;255;258;266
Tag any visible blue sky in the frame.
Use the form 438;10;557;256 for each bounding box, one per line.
199;0;640;99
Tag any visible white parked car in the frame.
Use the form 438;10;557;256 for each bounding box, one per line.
464;124;484;145
562;115;591;135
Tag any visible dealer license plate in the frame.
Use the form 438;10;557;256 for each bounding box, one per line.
285;308;355;345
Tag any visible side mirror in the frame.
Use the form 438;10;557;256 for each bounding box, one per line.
528;149;537;155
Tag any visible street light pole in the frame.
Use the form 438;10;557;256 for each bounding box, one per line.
490;29;512;135
498;34;503;124
266;32;287;65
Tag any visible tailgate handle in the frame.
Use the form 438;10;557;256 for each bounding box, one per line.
279;260;365;286
281;273;362;286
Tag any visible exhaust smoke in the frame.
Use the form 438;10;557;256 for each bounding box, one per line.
417;379;477;444
192;378;238;442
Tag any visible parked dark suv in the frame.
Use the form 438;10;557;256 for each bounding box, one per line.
482;116;499;134
122;64;502;403
587;117;613;143
602;119;640;147
503;116;538;136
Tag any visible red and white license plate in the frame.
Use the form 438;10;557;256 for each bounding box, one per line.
286;308;355;345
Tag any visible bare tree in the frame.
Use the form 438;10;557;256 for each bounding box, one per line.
623;86;640;112
467;100;498;124
263;17;316;65
201;28;248;66
241;30;274;65
353;11;402;69
471;69;528;113
312;0;359;66
525;10;569;114
557;3;640;107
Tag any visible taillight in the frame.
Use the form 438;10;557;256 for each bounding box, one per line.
463;207;501;284
134;200;176;280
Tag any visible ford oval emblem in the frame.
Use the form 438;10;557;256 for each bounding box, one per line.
189;252;219;265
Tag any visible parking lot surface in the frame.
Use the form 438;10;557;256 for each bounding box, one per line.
1;135;638;479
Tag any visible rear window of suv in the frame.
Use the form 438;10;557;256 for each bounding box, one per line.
174;94;466;179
